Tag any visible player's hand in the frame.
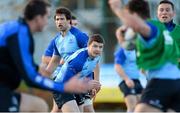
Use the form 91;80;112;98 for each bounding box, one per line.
64;76;101;93
125;79;135;88
88;80;101;90
39;63;52;77
90;88;97;98
116;25;127;44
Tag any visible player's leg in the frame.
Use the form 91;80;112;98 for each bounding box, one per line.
75;94;85;112
78;103;84;112
119;80;138;112
51;99;61;113
125;95;138;112
19;92;49;112
61;100;80;112
135;79;174;112
53;92;80;112
0;86;21;112
168;79;180;112
135;103;162;112
83;93;95;113
83;98;95;113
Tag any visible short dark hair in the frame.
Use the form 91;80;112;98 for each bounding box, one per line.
126;0;150;19
72;15;77;20
54;7;72;20
24;0;51;20
159;0;174;10
88;34;105;45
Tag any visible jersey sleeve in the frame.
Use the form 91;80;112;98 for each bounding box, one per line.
53;38;60;56
76;33;89;48
70;27;89;48
6;25;65;93
61;52;84;82
137;21;159;48
44;38;55;57
114;48;126;65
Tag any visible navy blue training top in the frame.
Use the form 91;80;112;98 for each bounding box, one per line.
0;18;65;92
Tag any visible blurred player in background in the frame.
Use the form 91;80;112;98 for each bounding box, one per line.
109;0;180;112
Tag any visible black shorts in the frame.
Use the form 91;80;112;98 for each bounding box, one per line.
53;92;85;109
119;79;143;97
0;85;21;112
140;79;180;112
83;92;91;99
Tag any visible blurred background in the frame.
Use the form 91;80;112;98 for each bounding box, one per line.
0;0;179;112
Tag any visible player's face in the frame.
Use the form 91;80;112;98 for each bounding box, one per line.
71;19;78;26
157;3;175;23
88;41;104;58
36;7;50;32
55;14;70;31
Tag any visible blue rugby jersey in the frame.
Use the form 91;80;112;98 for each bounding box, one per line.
0;18;70;92
55;48;100;83
44;38;56;57
114;48;140;81
53;26;88;61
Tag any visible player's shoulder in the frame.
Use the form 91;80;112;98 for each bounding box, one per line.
74;48;88;58
68;48;88;67
70;26;88;36
147;19;164;28
114;47;125;57
70;26;82;34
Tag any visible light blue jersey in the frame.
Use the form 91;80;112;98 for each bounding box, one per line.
147;63;180;80
55;48;100;83
54;26;88;61
114;48;141;83
47;26;88;78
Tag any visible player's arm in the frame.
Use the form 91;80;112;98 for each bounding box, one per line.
89;63;101;99
41;55;52;65
44;41;61;76
45;55;60;76
114;48;134;88
39;55;51;77
114;64;134;88
41;38;55;65
115;25;127;44
93;63;100;93
6;31;65;92
109;0;151;38
76;32;89;48
61;63;101;93
93;63;100;81
39;38;55;76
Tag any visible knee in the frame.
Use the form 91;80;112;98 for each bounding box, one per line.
134;103;161;112
83;105;94;112
134;103;146;112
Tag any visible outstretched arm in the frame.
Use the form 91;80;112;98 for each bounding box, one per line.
109;0;151;38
